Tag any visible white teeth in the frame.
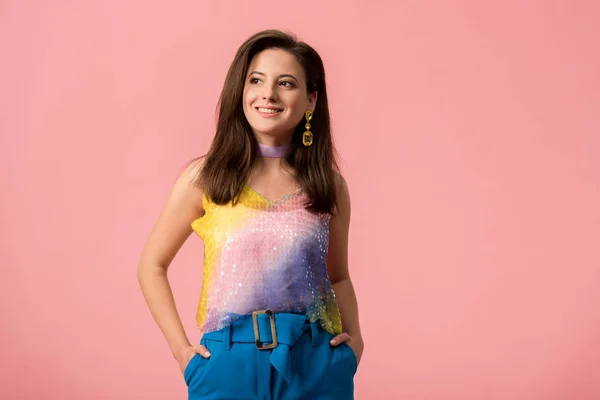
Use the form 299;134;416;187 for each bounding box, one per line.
257;107;281;114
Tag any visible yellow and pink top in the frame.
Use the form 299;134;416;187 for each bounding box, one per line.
190;185;343;335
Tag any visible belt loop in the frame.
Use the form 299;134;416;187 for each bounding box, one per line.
222;324;232;351
310;322;320;347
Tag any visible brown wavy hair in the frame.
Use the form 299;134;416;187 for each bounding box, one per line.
194;29;340;214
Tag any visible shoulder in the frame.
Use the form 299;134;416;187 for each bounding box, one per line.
181;155;207;185
332;172;350;216
172;155;207;215
333;171;349;198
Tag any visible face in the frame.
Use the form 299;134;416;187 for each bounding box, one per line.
242;48;317;144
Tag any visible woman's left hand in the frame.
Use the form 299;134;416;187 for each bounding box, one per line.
330;332;363;365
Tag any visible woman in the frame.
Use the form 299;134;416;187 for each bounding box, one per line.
138;29;363;399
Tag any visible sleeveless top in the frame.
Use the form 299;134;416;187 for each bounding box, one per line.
190;185;343;335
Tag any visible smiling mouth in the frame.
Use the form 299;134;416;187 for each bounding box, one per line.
256;107;283;114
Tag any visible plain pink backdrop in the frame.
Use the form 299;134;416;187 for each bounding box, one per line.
1;1;599;399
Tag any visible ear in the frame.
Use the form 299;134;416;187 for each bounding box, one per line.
307;91;318;111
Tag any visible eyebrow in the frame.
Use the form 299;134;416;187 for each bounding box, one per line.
248;71;299;83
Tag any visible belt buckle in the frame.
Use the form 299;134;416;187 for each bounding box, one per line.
252;309;278;350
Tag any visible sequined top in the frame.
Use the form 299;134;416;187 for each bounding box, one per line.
190;185;343;335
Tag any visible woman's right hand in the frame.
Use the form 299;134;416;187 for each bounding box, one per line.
175;344;211;375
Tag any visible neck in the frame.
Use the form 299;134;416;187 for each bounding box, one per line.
257;142;291;158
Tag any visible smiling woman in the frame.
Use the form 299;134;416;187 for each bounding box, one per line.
137;29;363;400
243;49;317;149
196;30;340;212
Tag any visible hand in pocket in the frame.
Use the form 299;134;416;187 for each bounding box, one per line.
175;343;211;374
330;332;363;365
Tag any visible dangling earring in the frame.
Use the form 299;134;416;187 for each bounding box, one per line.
303;110;313;147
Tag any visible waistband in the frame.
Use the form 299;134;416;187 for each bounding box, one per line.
201;312;328;383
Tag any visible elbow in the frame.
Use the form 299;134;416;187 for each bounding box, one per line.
137;258;167;283
329;275;351;286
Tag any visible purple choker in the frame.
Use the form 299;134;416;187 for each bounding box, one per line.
258;143;291;158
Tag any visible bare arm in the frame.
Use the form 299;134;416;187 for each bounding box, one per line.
326;175;364;362
137;158;208;371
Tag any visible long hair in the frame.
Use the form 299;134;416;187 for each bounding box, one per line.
195;29;340;214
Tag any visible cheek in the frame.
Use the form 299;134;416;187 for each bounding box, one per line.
244;86;260;104
242;88;254;112
285;98;307;119
289;92;310;110
242;91;255;120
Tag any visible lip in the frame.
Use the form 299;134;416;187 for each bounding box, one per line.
255;106;283;110
255;106;283;117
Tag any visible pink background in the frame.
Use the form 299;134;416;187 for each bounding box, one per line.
1;1;599;399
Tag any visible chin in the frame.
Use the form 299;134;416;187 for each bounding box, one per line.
252;126;292;138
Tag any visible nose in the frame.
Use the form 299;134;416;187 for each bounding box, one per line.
261;82;278;101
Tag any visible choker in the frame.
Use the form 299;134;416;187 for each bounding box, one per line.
258;143;291;158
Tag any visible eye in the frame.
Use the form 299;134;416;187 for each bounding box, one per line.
249;77;261;84
279;80;294;87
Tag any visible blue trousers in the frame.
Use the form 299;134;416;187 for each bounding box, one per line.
183;313;357;399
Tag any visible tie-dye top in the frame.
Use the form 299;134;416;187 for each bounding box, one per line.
190;185;343;335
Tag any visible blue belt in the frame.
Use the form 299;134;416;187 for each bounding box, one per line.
201;311;325;384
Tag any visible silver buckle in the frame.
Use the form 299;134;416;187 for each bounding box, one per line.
252;309;278;350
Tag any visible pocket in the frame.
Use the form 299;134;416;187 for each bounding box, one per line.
183;354;201;385
341;343;358;375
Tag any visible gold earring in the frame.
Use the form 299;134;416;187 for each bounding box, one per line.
303;110;313;147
